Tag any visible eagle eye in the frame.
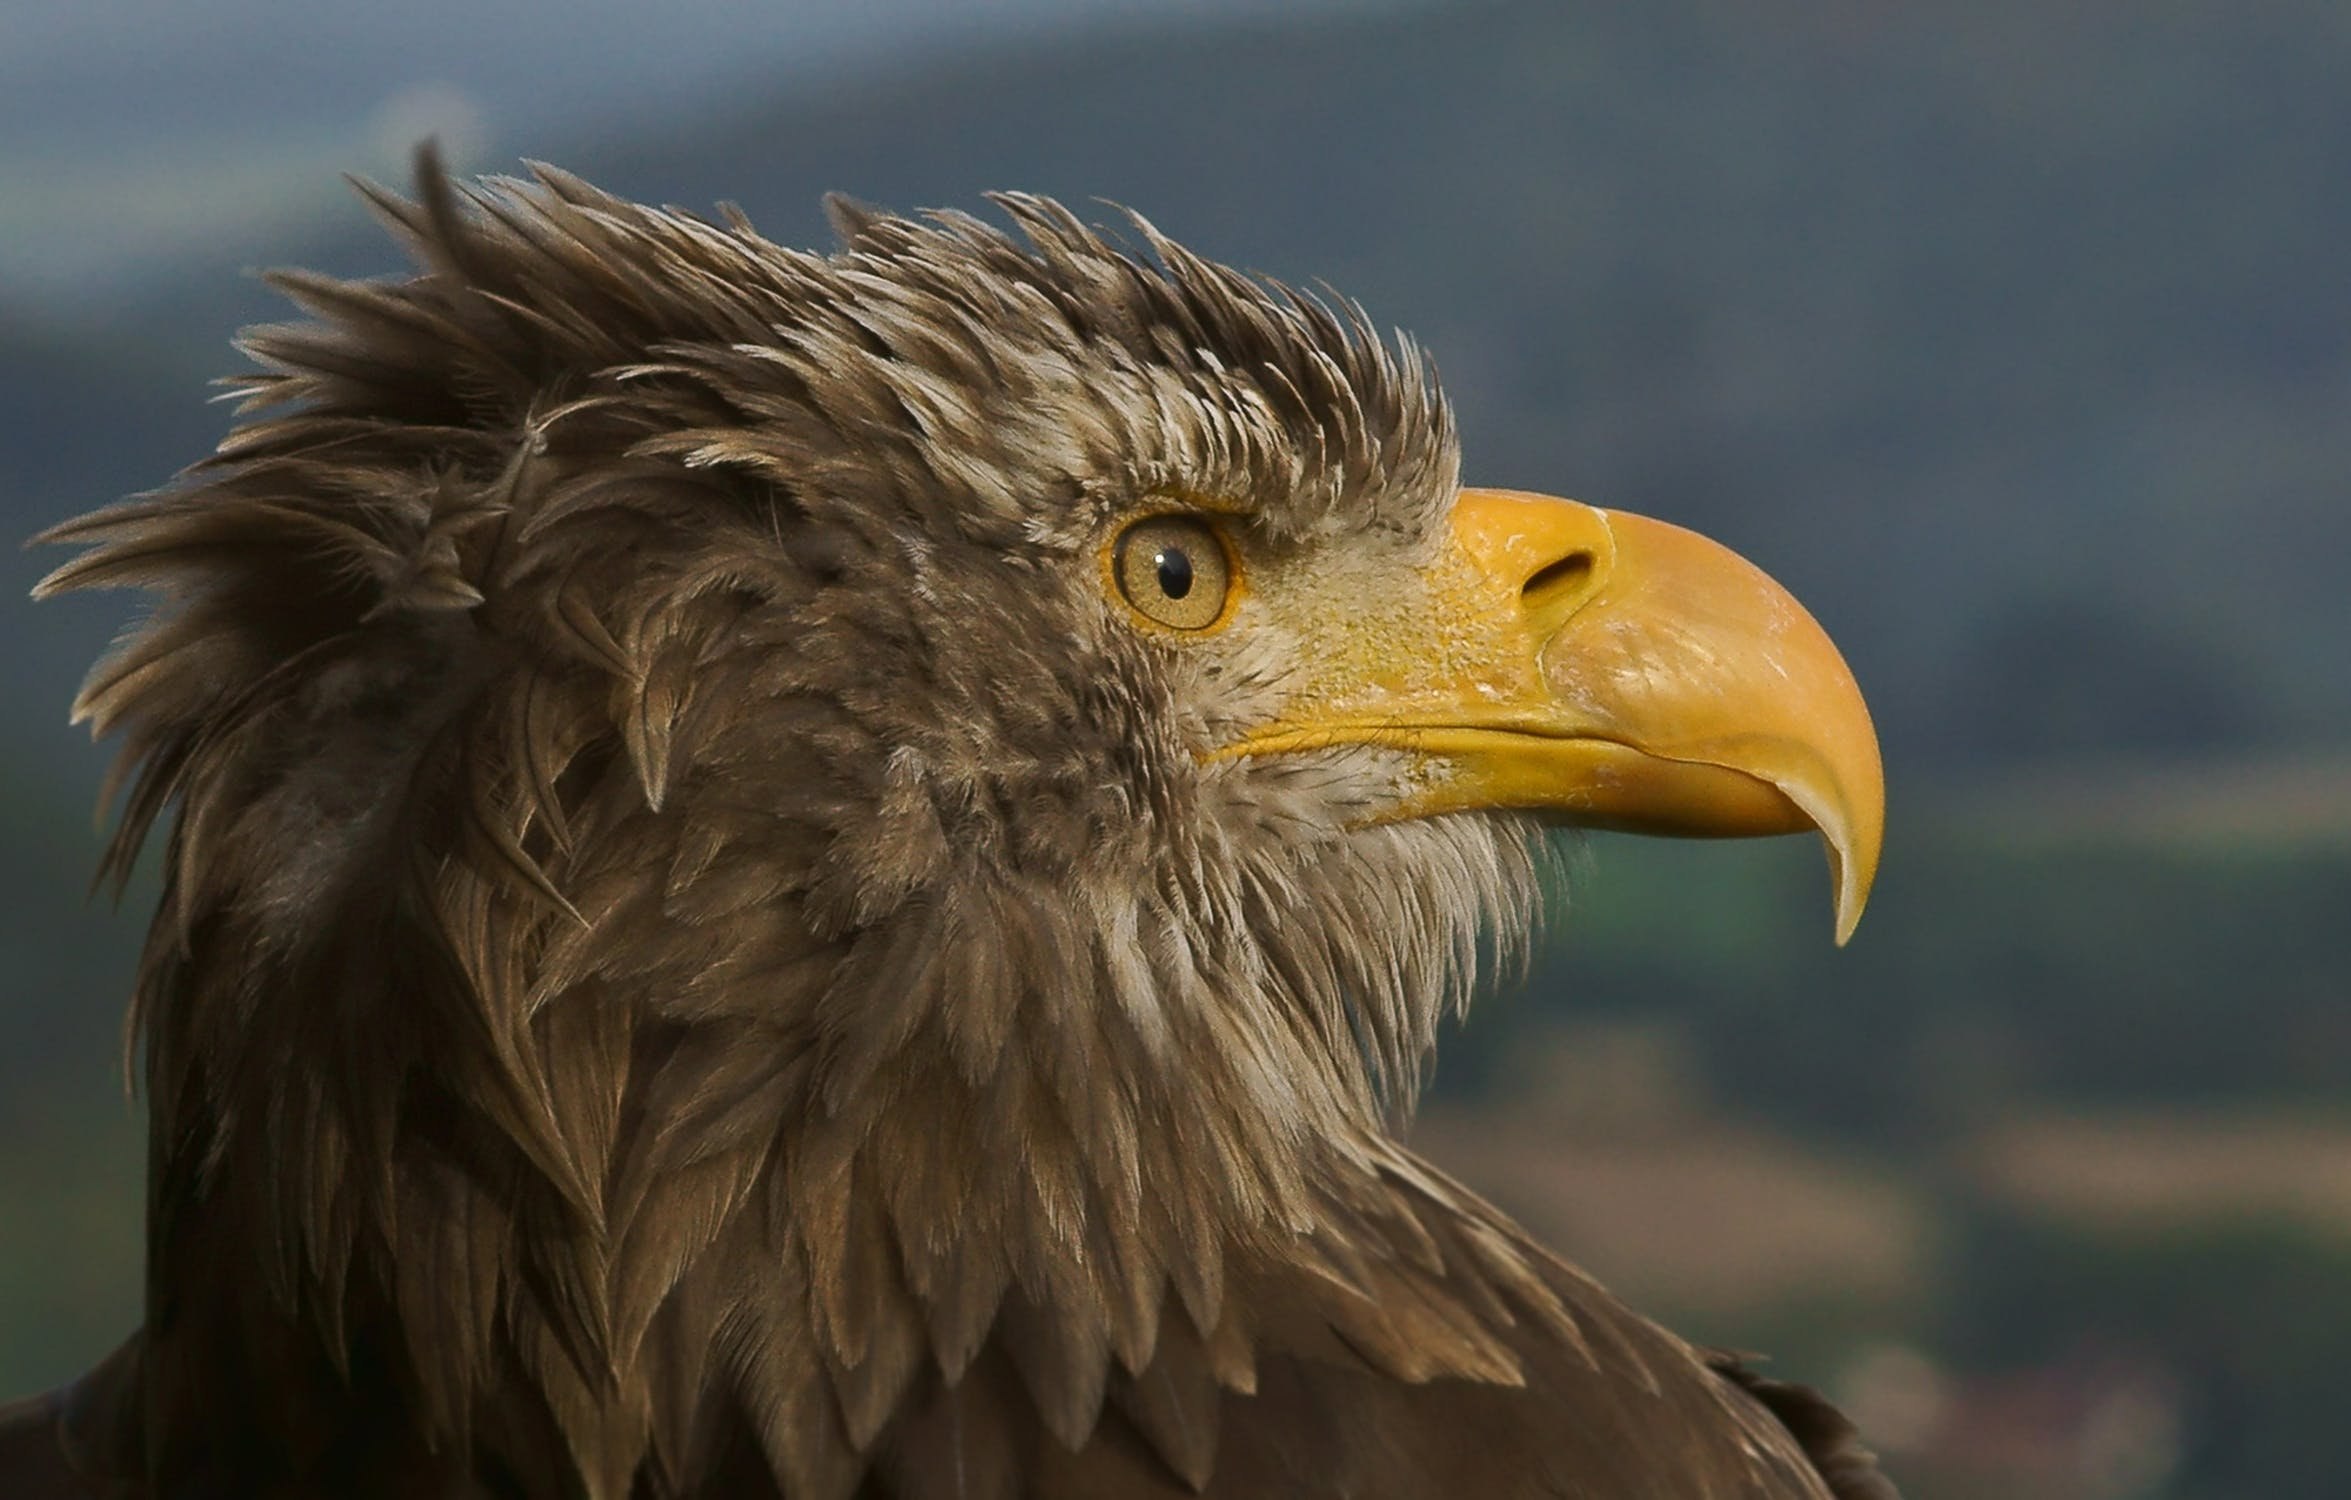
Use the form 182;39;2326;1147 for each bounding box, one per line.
1112;515;1233;631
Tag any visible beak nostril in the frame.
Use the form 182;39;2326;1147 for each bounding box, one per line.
1521;551;1595;620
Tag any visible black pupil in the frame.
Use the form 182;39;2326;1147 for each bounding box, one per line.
1155;546;1194;599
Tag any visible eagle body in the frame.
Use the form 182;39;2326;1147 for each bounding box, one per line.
2;158;1892;1498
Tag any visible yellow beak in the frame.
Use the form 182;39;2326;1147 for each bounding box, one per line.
1222;489;1884;943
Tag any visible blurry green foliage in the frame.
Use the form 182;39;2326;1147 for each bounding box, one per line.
1483;830;2351;1136
1948;1209;2351;1500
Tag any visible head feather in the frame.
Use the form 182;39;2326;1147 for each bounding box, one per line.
36;150;1537;1496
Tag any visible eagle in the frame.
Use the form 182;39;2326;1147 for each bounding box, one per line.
1;154;1890;1499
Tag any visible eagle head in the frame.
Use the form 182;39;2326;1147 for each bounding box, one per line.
31;155;1886;1498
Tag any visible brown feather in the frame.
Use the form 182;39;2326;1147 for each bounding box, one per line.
15;151;1893;1498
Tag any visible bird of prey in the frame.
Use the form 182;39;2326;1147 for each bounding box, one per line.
1;155;1890;1499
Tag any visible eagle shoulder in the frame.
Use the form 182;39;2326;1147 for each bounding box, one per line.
1027;1140;1898;1499
0;1337;141;1500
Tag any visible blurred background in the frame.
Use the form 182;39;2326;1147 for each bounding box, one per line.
3;2;2348;1495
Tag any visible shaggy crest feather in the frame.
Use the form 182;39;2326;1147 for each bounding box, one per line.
13;152;1894;1499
